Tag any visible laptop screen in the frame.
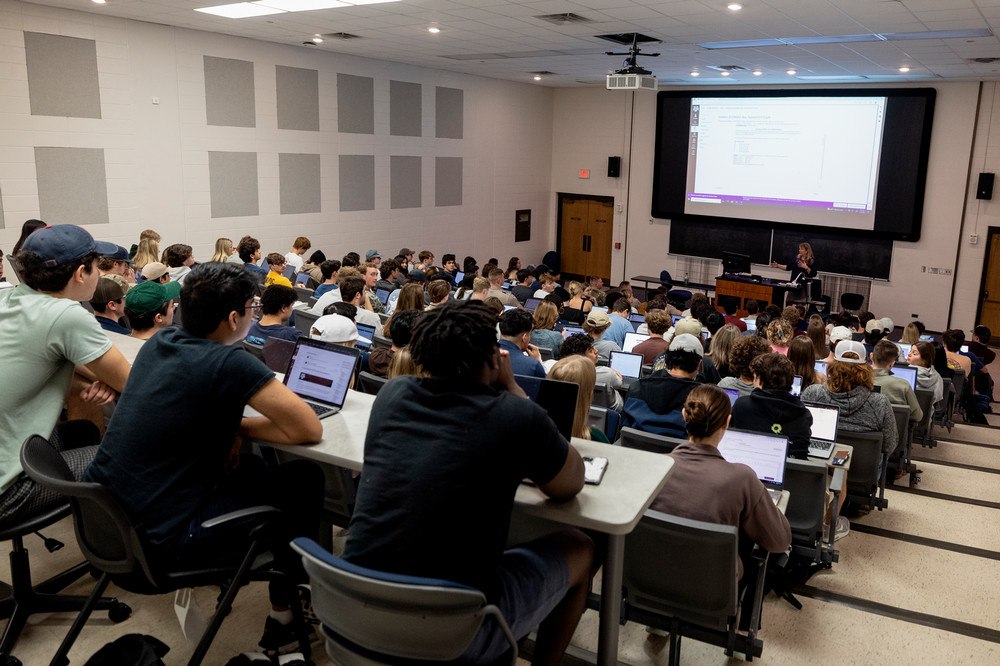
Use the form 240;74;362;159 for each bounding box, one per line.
513;374;579;440
294;272;310;286
562;326;585;337
284;338;359;408
804;403;839;442
375;288;390;304
355;323;375;351
454;271;465;284
897;342;912;359
717;428;789;487
590;306;608;314
890;364;918;390
671;315;683;326
609;351;643;379
814;360;828;375
790;375;802;397
623;332;650;353
724;388;740;406
523;297;542;312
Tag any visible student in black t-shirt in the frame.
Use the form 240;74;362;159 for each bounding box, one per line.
731;352;813;459
86;262;324;658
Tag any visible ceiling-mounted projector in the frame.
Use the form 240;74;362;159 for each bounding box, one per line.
606;73;657;90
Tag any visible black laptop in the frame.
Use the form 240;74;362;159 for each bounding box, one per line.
513;374;579;441
282;337;360;418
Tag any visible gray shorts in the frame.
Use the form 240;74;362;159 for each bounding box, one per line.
461;539;570;662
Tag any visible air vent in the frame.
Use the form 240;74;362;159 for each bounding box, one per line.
530;70;556;75
534;13;593;25
968;57;1000;64
321;32;362;40
709;64;749;73
595;33;659;46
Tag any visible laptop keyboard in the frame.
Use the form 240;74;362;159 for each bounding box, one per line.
768;489;782;504
810;439;833;452
307;402;334;417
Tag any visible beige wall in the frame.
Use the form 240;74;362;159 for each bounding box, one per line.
0;0;554;268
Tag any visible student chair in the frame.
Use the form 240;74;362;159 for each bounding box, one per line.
293;308;320;336
371;333;393;350
290;538;517;665
887;404;915;485
242;340;265;361
659;270;692;310
839;292;865;312
912;388;937;448
782;458;837;567
621;511;767;664
293;286;313;303
616;427;686;454
262;337;296;373
19;435;310;666
838;430;888;511
588;406;621;442
356;371;389;396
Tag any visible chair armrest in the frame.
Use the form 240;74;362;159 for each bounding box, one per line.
201;505;280;529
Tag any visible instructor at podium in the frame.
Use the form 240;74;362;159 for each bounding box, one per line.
771;242;817;282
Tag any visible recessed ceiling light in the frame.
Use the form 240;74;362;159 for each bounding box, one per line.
312;35;323;43
690;70;700;77
720;71;730;76
727;2;743;10
428;26;441;34
196;3;286;18
899;66;910;72
533;75;542;81
91;0;106;4
342;0;401;5
753;69;762;76
786;68;797;75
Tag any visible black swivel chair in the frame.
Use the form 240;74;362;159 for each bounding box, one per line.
19;435;310;666
839;292;865;312
659;270;692;310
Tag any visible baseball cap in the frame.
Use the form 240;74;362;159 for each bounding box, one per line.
365;249;381;261
880;317;894;333
834;339;868;364
106;245;131;263
669;333;704;357
829;326;853;344
141;261;169;282
90;277;126;305
865;319;884;334
585;310;611;328
22;225;117;267
311;314;359;344
125;279;180;316
673;317;703;338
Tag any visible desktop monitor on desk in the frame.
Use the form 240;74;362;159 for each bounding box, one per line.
722;251;752;275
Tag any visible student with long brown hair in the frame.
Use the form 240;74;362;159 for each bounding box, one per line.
549;355;609;442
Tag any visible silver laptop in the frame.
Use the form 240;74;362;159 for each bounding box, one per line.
717;428;789;502
890;364;918;390
805;402;840;459
623;331;650;353
609;350;643;388
282;337;360;419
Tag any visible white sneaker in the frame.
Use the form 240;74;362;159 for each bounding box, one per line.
834;516;850;541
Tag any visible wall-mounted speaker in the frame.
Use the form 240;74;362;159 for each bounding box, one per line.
977;172;994;200
607;156;621;178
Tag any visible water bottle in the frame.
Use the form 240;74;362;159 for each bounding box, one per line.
684;272;689;286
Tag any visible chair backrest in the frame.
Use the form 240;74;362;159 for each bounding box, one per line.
839;292;864;311
20;436;155;585
294;308;320;336
913;388;936;439
371;333;392;350
782;458;829;546
262;337;296;373
616;426;686;454
592;382;613;407
659;270;672;286
890;403;910;454
294;286;313;303
537;346;554;362
623;511;738;632
242;340;265;360
357;371;389;396
291;538;508;662
836;430;883;489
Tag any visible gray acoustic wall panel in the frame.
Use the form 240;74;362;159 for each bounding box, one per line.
390;156;421;209
435;87;463;139
339;155;374;212
279;153;321;214
276;65;319;131
337;74;373;135
390;81;422;137
435;157;463;207
24;32;101;119
209;151;258;218
34;147;109;226
204;56;255;127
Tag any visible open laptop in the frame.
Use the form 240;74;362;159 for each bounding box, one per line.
513;374;579;440
628;313;645;332
890;364;918;390
897;342;912;359
804;402;840;459
790;375;802;397
523;297;542;312
623;331;650;353
716;428;789;502
294;272;311;287
609;351;643;388
454;271;465;284
562;325;585;337
282;337;360;418
355;322;376;351
374;288;391;304
723;388;740;406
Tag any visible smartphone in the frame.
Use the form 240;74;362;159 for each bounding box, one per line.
831;451;850;466
584;456;609;485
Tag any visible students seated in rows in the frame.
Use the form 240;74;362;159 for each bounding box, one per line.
263;253;292;288
907;341;945;410
90;277;131;335
801;340;898;456
789;335;824;391
624;333;703;437
312;259;340;298
707;324;740;379
124;279;179;341
369;309;419;378
510;269;535;303
344;300;593;664
732;352;813;459
384;282;425;324
871;340;923;424
298;250;325;285
283;236;311;273
497;308;546;378
163;243;196;284
322;275;381;329
549;355;610;443
245;284;301;346
942;329;980;378
139;261;170;285
440;253;459;286
98;245;135;287
719;335;771;398
0;225;131;526
583;310;620;363
530;301;565;354
765;318;793;356
485;268;517;307
557;334;624;412
238;236;266;279
653;317;722;384
375;258;401;294
651;384;791;628
632;308;670;364
969;325;995;365
86;262;322;656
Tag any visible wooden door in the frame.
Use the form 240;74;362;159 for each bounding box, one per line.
979;228;1000;344
560;198;591;276
587;200;614;279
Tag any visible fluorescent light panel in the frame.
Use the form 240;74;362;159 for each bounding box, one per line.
700;27;993;50
254;0;350;10
195;3;286;18
196;0;398;18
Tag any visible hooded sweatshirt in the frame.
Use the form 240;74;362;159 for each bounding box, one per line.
731;388;813;459
799;384;897;454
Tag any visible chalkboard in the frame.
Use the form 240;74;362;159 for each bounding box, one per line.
772;228;893;280
669;219;894;280
668;219;772;264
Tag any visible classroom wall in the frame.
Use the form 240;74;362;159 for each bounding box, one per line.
551;82;982;333
0;0;554;268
